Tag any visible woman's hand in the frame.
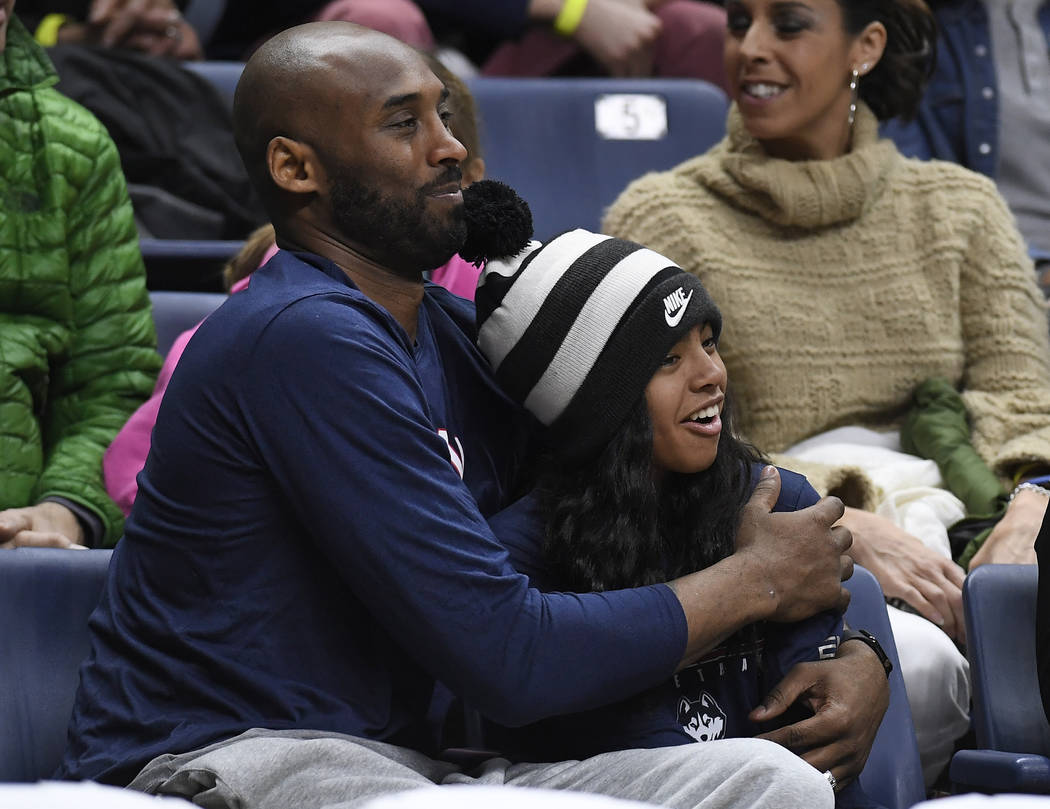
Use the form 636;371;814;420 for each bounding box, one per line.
750;640;889;790
839;506;966;643
968;487;1046;569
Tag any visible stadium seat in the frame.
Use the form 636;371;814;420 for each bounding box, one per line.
467;77;728;239
845;566;927;809
0;549;113;782
182;60;244;110
149;290;228;355
949;565;1050;794
136;61;247;290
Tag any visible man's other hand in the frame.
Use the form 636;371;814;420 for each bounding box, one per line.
751;639;889;789
737;467;853;622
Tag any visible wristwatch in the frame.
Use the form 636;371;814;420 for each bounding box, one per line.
840;629;893;678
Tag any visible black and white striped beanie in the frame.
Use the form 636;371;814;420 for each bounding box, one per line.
475;228;722;465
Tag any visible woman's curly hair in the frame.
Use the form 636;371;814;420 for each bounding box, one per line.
538;391;763;594
840;0;938;121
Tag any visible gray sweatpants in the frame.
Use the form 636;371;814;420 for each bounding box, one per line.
128;728;834;809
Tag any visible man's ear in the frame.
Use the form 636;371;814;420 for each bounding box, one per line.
267;136;324;196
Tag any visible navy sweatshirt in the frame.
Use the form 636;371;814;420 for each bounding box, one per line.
57;251;687;784
488;467;843;759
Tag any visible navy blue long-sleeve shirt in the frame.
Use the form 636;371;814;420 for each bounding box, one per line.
57;251;687;785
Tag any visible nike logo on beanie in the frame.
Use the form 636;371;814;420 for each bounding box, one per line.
663;287;694;327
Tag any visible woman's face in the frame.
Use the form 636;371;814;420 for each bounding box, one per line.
723;0;878;160
645;324;727;477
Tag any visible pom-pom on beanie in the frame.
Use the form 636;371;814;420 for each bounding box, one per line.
475;226;722;467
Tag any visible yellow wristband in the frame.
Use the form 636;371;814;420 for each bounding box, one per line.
553;0;589;36
35;13;70;47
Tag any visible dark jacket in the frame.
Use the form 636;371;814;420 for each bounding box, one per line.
884;0;1050;181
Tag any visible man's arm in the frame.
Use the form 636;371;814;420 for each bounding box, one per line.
244;302;852;727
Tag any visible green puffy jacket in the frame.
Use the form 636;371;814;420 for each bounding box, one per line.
0;16;160;546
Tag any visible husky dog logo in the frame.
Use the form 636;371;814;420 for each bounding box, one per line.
678;691;727;742
663;286;694;328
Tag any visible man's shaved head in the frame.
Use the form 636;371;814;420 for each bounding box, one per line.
232;21;469;277
232;22;427;211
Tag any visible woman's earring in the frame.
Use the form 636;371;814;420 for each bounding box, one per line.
848;67;860;129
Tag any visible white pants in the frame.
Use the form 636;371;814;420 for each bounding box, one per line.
889;605;972;786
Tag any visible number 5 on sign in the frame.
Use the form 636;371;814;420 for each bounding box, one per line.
594;94;668;141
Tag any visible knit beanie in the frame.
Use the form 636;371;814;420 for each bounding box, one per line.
463;183;721;465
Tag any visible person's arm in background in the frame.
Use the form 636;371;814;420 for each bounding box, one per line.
0;108;160;548
418;0;665;77
20;0;201;58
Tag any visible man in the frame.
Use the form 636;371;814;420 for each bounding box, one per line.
58;23;886;807
0;0;159;550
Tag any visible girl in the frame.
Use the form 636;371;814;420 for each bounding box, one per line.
469;222;881;807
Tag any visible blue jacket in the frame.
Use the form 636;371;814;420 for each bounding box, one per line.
885;0;1050;181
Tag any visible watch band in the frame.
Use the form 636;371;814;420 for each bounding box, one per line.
840;629;893;678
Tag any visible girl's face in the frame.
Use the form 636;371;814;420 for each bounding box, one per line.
645;324;727;477
723;0;884;160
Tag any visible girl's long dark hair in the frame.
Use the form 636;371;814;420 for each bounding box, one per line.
538;390;763;593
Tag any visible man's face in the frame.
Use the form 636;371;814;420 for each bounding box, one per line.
315;54;468;277
0;0;16;52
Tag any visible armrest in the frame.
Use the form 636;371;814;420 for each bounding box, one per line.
950;750;1050;794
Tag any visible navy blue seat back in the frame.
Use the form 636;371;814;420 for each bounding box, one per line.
150;290;228;356
964;565;1049;753
0;549;112;782
467;77;728;240
182;60;244;110
845;566;926;809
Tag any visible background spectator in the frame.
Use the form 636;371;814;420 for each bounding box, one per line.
419;0;729;86
16;0;433;59
0;5;159;549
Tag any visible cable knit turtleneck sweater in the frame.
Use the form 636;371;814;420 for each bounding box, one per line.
604;103;1050;506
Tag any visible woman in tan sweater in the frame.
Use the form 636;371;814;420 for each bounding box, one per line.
604;0;1050;786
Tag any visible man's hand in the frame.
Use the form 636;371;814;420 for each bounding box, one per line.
670;468;852;668
968;487;1045;569
840;506;965;642
0;502;87;549
736;467;854;623
751;640;890;789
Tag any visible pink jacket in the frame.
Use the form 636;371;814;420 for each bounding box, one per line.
103;250;482;516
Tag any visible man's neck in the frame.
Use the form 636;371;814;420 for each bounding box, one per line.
279;229;425;342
